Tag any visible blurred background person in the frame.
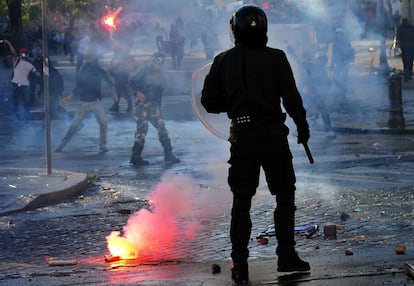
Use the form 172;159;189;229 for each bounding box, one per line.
287;45;335;138
397;18;414;81
4;39;40;122
201;26;220;60
331;27;354;97
29;40;43;106
169;17;185;70
107;41;134;113
154;22;168;54
48;60;64;120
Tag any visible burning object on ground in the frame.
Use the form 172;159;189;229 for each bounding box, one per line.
105;255;121;263
105;173;203;262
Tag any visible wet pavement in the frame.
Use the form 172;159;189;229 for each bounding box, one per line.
1;40;414;285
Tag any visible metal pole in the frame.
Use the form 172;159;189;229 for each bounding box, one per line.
41;0;52;175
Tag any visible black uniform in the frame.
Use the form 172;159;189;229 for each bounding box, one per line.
202;44;309;264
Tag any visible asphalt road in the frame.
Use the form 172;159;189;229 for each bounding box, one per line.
1;45;414;285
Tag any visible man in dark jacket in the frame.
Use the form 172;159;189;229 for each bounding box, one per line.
201;5;310;284
129;53;179;166
55;51;117;152
397;18;414;81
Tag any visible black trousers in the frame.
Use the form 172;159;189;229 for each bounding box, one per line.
401;47;414;80
228;129;297;263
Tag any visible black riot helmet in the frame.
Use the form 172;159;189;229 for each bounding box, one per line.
230;4;268;48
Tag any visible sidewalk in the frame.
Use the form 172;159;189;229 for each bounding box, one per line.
0;168;88;216
1;44;414;285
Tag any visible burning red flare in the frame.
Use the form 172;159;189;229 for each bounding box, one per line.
105;173;203;261
102;7;123;31
106;230;138;259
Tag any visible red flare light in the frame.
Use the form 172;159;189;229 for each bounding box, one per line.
106;230;138;260
102;7;123;31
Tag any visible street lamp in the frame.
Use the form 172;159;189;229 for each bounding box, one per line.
41;0;52;175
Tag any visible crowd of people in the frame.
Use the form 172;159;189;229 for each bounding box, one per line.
1;22;182;165
53;40;180;163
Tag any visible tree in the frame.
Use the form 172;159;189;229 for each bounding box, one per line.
6;0;23;32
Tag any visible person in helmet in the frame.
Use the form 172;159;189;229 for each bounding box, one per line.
128;53;180;166
201;5;310;284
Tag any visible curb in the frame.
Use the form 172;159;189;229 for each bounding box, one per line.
0;168;89;216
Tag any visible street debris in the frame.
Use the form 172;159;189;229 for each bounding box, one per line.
344;249;354;256
256;224;319;240
212;263;221;274
257;237;269;245
105;255;121;262
395;244;406;255
340;212;351;221
405;263;414;279
118;209;131;215
323;223;338;239
48;259;77;266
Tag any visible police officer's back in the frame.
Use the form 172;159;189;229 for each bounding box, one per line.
201;5;310;285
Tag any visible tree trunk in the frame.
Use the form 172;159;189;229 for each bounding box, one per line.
7;0;23;32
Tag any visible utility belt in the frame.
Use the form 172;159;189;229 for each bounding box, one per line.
232;115;252;126
231;113;286;130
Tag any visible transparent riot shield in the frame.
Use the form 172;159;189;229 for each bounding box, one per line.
190;61;230;140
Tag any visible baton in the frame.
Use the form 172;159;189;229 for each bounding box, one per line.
303;143;314;164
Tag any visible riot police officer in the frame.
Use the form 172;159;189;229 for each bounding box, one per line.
201;5;310;284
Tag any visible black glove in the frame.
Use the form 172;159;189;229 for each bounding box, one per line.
297;128;310;144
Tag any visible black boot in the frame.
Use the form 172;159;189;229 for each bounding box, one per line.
277;252;310;272
161;138;180;163
130;143;149;166
275;202;310;272
130;154;149;166
231;261;249;284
